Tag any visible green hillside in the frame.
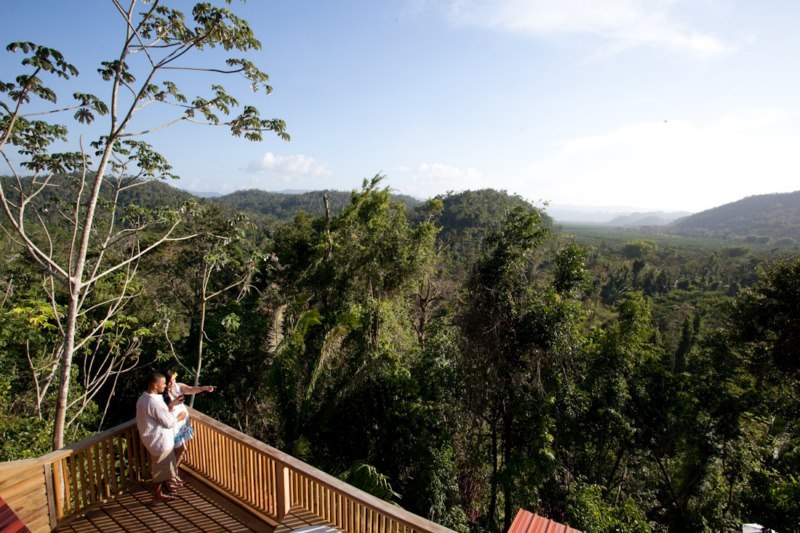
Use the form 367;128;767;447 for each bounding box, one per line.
670;190;800;245
210;188;421;221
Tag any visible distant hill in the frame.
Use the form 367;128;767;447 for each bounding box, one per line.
416;189;551;265
210;189;421;221
430;189;549;235
606;211;691;227
117;179;195;207
212;189;350;220
669;190;800;245
0;175;195;216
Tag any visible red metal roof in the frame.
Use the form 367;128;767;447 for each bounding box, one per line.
507;509;582;533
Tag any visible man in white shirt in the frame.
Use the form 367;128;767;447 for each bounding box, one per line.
136;372;187;503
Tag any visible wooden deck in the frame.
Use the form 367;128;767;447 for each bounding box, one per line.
0;410;451;533
55;474;339;533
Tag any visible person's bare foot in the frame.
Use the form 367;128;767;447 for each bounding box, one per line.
151;492;176;504
166;480;183;492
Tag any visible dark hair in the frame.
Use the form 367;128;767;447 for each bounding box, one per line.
162;369;177;405
148;372;165;390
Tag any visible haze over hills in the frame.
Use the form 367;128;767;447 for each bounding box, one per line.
605;211;693;227
544;205;640;224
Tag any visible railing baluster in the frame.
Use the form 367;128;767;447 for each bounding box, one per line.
243;445;249;502
231;438;238;495
91;441;101;501
225;433;233;491
99;440;110;499
68;455;79;514
212;427;220;484
269;456;274;514
78;450;89;508
219;431;227;489
128;428;139;482
238;441;246;498
241;441;247;499
256;452;264;512
251;449;258;509
52;458;63;520
229;437;237;495
104;438;113;496
112;438;120;490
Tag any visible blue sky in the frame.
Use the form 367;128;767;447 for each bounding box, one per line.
3;1;800;212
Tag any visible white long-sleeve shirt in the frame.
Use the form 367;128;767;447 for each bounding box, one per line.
136;392;178;456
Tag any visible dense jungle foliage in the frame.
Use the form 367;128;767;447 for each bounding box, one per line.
1;179;798;532
1;2;797;529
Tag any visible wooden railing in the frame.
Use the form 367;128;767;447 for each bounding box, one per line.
0;418;149;532
0;409;453;533
185;409;454;533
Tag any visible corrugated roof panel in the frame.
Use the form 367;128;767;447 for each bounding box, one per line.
507;508;583;533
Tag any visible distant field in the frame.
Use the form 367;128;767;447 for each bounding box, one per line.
556;223;777;253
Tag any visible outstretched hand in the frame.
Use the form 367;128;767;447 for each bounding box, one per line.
203;385;217;392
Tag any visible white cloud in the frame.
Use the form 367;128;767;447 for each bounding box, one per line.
247;152;331;181
443;0;728;56
516;108;800;211
392;162;483;197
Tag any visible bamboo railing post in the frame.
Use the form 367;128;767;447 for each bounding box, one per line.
275;460;291;521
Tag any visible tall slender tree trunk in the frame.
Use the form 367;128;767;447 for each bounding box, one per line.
51;151;114;450
52;294;80;449
190;259;212;407
190;297;207;408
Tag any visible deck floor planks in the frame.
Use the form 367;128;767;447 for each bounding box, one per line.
56;475;341;532
57;477;273;532
93;499;152;532
113;490;178;532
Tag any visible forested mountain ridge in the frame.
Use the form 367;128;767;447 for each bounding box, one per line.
0;175;195;214
88;180;536;242
20;175;796;250
211;188;422;220
669;190;800;244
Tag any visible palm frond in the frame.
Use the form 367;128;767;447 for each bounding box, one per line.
338;461;401;503
305;321;350;400
266;304;287;354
